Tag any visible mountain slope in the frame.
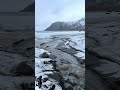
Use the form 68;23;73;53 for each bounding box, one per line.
45;18;85;31
20;2;35;12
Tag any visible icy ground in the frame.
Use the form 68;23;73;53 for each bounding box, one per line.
65;33;85;59
35;31;85;90
35;31;85;59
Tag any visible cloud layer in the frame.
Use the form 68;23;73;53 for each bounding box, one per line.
35;0;85;31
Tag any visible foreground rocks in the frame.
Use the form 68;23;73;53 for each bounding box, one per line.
35;32;85;90
36;48;84;90
40;52;49;58
15;62;34;76
86;12;120;90
0;31;34;89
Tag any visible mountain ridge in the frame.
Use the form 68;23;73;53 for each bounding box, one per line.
20;2;35;12
45;18;85;31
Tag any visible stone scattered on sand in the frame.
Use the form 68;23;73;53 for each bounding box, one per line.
40;52;49;58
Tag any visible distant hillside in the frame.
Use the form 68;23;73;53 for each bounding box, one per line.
45;18;85;31
21;2;35;12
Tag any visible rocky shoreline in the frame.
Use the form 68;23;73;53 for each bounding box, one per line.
35;31;85;90
86;12;120;90
0;30;34;89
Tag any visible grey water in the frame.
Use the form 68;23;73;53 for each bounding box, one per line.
35;31;82;38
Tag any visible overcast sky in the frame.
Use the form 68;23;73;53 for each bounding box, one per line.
35;0;85;31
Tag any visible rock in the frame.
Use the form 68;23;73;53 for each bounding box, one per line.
61;71;69;75
43;78;48;82
49;54;57;59
20;82;34;90
105;12;110;14
64;83;74;90
37;76;42;88
68;76;77;86
60;64;69;70
40;52;49;58
48;72;61;82
49;85;55;90
74;86;82;90
74;69;83;78
15;62;34;75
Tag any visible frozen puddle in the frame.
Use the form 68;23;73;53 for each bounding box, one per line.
35;48;62;90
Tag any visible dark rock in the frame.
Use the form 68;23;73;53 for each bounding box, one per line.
40;52;49;58
37;76;42;88
20;82;34;90
49;85;55;90
79;60;85;65
48;72;61;82
44;60;56;64
15;62;34;76
43;78;48;82
59;77;74;90
64;83;74;90
105;12;110;14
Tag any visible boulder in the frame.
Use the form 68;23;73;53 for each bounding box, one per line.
15;62;34;76
40;52;49;58
75;69;83;78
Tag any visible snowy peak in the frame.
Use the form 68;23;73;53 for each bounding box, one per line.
45;18;85;31
76;18;85;26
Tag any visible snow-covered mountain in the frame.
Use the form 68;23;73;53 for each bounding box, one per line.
45;18;85;31
76;18;85;28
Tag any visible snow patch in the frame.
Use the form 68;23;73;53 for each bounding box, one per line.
35;48;62;90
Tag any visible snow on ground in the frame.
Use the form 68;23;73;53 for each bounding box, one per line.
35;31;85;90
35;48;50;58
69;34;85;59
35;48;62;90
36;31;85;59
63;31;85;59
